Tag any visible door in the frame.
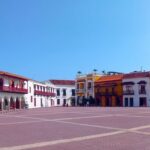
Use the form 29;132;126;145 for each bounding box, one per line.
139;97;147;107
125;98;128;107
130;98;133;107
63;99;66;106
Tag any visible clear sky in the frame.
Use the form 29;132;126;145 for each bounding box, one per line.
0;0;150;81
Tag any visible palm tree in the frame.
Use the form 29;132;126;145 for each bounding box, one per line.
93;69;97;74
77;71;82;76
102;70;106;75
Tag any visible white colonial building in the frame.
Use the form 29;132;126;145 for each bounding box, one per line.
47;80;75;106
25;80;55;109
0;71;28;110
123;72;150;107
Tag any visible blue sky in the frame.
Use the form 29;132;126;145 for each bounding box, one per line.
0;0;150;80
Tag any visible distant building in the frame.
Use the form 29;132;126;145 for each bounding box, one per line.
95;74;123;107
0;71;28;110
25;80;55;109
123;72;150;107
47;80;75;106
76;73;101;106
1;69;150;110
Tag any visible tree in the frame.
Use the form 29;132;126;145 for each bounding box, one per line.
77;71;82;75
93;69;97;74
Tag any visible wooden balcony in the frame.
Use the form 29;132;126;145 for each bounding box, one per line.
76;89;86;93
0;86;28;94
139;90;146;94
123;90;134;95
95;91;117;96
34;90;55;97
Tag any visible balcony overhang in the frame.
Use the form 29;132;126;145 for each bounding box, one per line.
34;90;55;97
0;86;28;94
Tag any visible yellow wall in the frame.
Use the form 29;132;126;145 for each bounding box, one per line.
95;80;123;107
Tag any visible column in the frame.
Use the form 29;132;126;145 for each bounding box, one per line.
1;98;3;111
19;98;22;109
8;98;10;111
112;96;116;107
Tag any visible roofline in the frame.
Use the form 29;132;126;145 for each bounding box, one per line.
0;71;29;80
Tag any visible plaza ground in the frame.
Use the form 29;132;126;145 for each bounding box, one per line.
0;107;150;150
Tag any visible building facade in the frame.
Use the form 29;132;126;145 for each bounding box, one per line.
48;80;75;106
123;72;150;107
0;71;28;110
95;74;123;107
76;73;101;106
25;80;55;109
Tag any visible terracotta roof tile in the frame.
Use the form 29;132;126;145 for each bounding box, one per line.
96;74;123;83
0;71;28;80
123;72;150;79
50;80;75;85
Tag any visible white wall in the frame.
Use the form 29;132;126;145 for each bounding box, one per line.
51;84;75;106
25;80;56;109
123;77;150;107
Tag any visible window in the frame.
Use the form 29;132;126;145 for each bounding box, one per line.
88;82;92;89
130;98;134;107
139;97;147;107
31;96;33;102
124;98;128;107
72;89;75;96
57;89;60;96
80;83;84;89
63;89;66;96
126;85;132;91
29;87;31;93
63;99;66;105
34;98;36;107
41;98;43;107
57;99;60;105
139;85;146;94
77;84;79;89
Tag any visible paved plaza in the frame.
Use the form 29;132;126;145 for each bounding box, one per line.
0;107;150;150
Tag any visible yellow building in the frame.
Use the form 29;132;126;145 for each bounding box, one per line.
76;73;101;106
95;74;123;107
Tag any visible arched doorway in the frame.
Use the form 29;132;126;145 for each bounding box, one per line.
21;97;25;109
4;98;9;110
16;98;20;109
51;99;54;106
0;98;2;110
10;97;15;109
41;98;43;107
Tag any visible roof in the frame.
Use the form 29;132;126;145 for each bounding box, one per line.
0;71;28;80
96;74;123;83
123;72;150;79
50;80;75;85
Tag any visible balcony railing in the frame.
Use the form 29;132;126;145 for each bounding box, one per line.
0;86;28;94
95;91;117;96
76;89;86;93
34;90;55;97
123;90;134;95
139;90;146;94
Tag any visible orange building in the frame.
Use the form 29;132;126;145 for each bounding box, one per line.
95;74;123;107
